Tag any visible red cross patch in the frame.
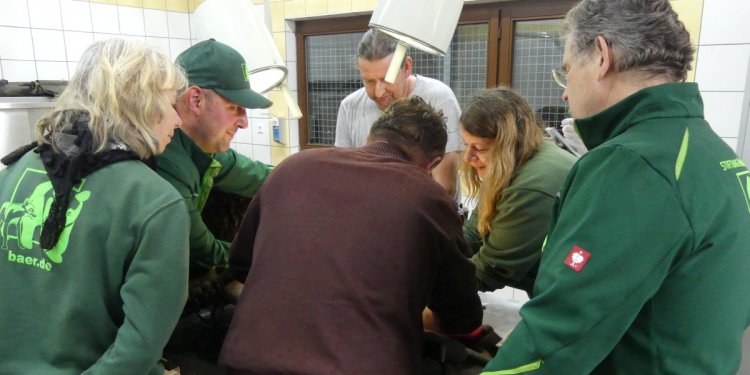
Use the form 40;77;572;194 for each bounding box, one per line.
564;245;590;272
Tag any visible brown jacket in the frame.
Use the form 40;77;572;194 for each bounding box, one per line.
220;142;482;374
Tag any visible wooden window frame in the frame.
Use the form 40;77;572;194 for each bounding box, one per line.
496;0;578;85
295;0;576;149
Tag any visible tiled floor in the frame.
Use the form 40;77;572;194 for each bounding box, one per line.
740;329;750;374
483;290;750;375
479;288;528;342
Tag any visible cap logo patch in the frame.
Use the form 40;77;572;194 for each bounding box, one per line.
564;245;590;272
242;63;249;82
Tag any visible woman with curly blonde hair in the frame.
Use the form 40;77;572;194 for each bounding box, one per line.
0;38;189;374
461;87;576;296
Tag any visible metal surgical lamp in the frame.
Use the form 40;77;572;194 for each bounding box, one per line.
369;0;464;83
194;0;302;119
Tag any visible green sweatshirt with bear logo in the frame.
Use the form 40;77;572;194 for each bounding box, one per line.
0;152;189;375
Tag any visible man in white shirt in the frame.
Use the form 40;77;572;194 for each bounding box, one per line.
335;29;462;199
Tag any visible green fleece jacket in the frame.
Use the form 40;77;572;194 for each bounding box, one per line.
0;153;189;374
483;83;750;375
465;141;576;295
156;129;271;271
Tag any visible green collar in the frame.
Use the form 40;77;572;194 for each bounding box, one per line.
169;128;215;173
575;82;703;150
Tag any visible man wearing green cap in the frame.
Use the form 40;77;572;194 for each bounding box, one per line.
156;39;273;278
157;38;273;372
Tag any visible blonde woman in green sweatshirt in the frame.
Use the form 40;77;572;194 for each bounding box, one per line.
0;38;189;375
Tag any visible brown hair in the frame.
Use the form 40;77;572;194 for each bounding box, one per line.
460;87;543;236
369;96;447;165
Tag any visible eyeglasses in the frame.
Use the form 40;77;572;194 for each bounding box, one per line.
552;66;568;89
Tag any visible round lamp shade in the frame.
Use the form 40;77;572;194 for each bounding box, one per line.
369;0;464;56
194;0;287;94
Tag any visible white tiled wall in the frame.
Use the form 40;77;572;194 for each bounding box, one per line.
0;0;192;81
3;0;748;163
697;0;750;369
695;0;750;153
0;0;274;163
230;107;273;164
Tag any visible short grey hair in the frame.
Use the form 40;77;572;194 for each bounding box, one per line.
357;29;405;65
563;0;694;82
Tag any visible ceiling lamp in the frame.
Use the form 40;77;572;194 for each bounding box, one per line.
369;0;464;83
194;0;287;94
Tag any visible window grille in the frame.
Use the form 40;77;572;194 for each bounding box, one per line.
304;24;488;146
511;19;568;130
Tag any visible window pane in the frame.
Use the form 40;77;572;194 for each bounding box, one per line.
512;19;568;130
305;33;365;145
411;24;488;110
304;24;488;146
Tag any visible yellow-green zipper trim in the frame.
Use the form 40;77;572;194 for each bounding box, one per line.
675;128;689;181
482;359;543;374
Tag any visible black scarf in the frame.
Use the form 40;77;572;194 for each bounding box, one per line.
1;111;149;250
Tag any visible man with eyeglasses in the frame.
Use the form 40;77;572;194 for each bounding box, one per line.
552;67;588;156
482;0;750;374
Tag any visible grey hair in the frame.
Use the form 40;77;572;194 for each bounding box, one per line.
563;0;694;82
357;29;407;67
37;38;187;159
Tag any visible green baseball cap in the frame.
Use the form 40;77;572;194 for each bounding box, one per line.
176;39;272;109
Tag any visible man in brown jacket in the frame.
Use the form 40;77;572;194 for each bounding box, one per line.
220;96;483;374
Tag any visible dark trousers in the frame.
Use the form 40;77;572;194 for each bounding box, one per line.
163;306;235;375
